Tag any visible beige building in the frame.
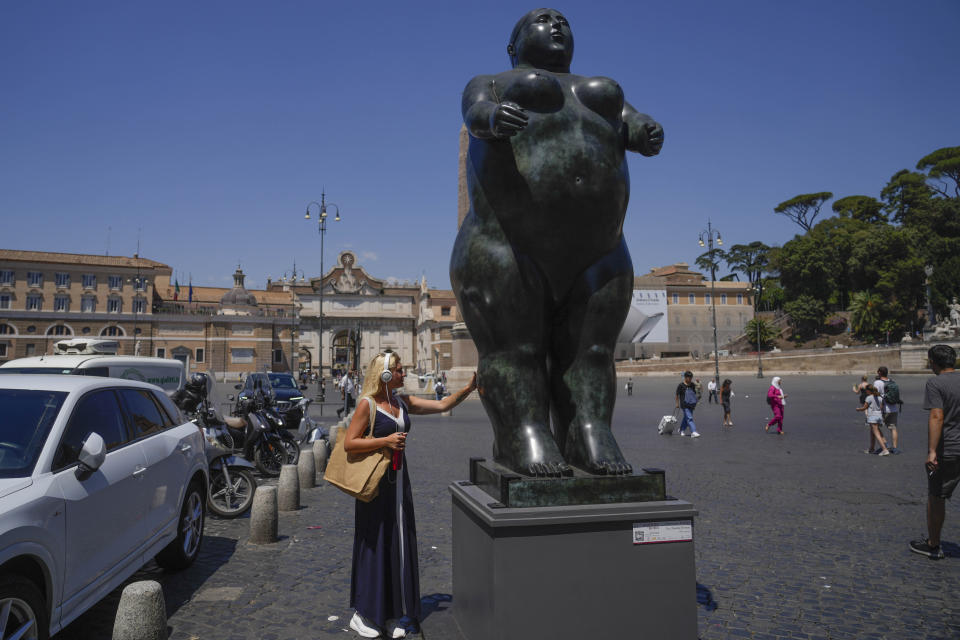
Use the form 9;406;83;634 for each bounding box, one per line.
624;263;755;359
0;249;170;360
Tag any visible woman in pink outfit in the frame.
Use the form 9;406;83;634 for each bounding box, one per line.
766;376;786;434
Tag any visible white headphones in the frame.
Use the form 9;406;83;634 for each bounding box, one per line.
380;350;394;384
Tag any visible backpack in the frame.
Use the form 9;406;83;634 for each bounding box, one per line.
882;378;902;407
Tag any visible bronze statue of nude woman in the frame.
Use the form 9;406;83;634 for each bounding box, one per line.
451;8;664;478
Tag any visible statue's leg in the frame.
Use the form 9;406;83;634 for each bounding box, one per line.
550;239;633;475
451;214;568;477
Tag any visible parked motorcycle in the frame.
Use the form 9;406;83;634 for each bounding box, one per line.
234;390;298;476
173;373;258;517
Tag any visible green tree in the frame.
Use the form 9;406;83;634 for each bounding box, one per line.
880;169;932;225
774;192;833;232
783;295;826;338
725;241;770;307
832;195;886;224
745;317;776;349
916;146;960;198
695;248;726;278
849;290;885;338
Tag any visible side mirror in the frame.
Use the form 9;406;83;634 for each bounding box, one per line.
299;385;307;390
234;384;242;390
227;394;235;402
77;432;106;472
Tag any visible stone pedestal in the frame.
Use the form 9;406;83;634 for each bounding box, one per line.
450;470;698;640
446;322;478;391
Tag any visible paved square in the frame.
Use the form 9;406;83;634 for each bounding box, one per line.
56;375;959;639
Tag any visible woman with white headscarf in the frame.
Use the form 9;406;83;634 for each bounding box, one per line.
766;376;787;434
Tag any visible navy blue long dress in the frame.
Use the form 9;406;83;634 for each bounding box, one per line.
350;397;422;628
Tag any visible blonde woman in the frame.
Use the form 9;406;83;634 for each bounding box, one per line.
344;351;477;639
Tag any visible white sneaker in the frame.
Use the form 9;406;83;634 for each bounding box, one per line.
385;620;407;638
678;431;687;436
690;432;701;438
350;612;381;638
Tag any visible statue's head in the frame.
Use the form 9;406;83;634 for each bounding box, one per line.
507;8;574;72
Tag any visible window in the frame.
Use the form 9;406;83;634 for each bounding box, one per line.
81;327;91;334
0;324;13;335
107;297;121;313
54;295;70;312
101;325;123;337
721;294;727;304
0;270;13;285
441;306;451;316
195;348;204;363
737;294;744;305
134;277;146;291
26;295;42;311
27;271;42;287
55;272;70;288
0;294;9;310
156;348;166;358
0;344;6;358
26;326;36;333
25;344;35;356
688;294;695;304
231;348;253;364
53;390;129;470
273;349;283;363
81;296;96;312
82;274;96;289
118;388;167;438
705;293;711;305
672;293;679;304
132;298;146;313
109;275;123;290
47;325;70;336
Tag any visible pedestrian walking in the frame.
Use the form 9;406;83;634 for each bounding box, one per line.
874;366;902;454
721;379;734;426
765;376;786;434
344;352;477;637
857;385;891;456
707;378;718;404
853;374;869;407
675;371;701;438
625;377;634;396
910;344;960;560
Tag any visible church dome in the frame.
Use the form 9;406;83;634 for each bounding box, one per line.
220;268;258;307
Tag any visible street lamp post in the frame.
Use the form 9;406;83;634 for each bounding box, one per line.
924;264;934;336
305;191;341;384
698;220;722;387
754;282;764;378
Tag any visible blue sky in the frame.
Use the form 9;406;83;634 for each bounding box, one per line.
1;1;958;291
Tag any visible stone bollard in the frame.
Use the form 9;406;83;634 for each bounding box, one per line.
112;580;166;640
278;464;300;511
249;485;278;544
313;439;329;474
298;447;316;489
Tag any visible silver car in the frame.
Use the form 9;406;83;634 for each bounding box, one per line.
0;375;208;640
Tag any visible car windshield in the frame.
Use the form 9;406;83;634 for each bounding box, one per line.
0;389;68;478
268;374;297;389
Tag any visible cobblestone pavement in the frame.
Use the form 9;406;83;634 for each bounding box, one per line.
55;375;959;639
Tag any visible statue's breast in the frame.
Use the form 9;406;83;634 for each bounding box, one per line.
572;76;624;122
499;71;564;113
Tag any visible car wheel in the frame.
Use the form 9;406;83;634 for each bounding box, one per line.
0;575;48;640
155;481;204;570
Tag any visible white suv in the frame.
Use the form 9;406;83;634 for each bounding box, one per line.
0;375;208;640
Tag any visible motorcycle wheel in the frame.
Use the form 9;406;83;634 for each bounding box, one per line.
279;431;301;465
254;440;284;476
207;466;257;518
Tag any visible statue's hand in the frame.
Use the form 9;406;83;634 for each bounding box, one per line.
490;101;528;139
641;121;664;156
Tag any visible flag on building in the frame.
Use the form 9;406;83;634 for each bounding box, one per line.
188;277;193;303
174;279;180;301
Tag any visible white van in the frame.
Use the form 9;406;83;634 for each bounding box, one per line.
0;354;186;395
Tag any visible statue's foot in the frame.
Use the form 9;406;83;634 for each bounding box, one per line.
494;424;570;478
564;425;633;476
